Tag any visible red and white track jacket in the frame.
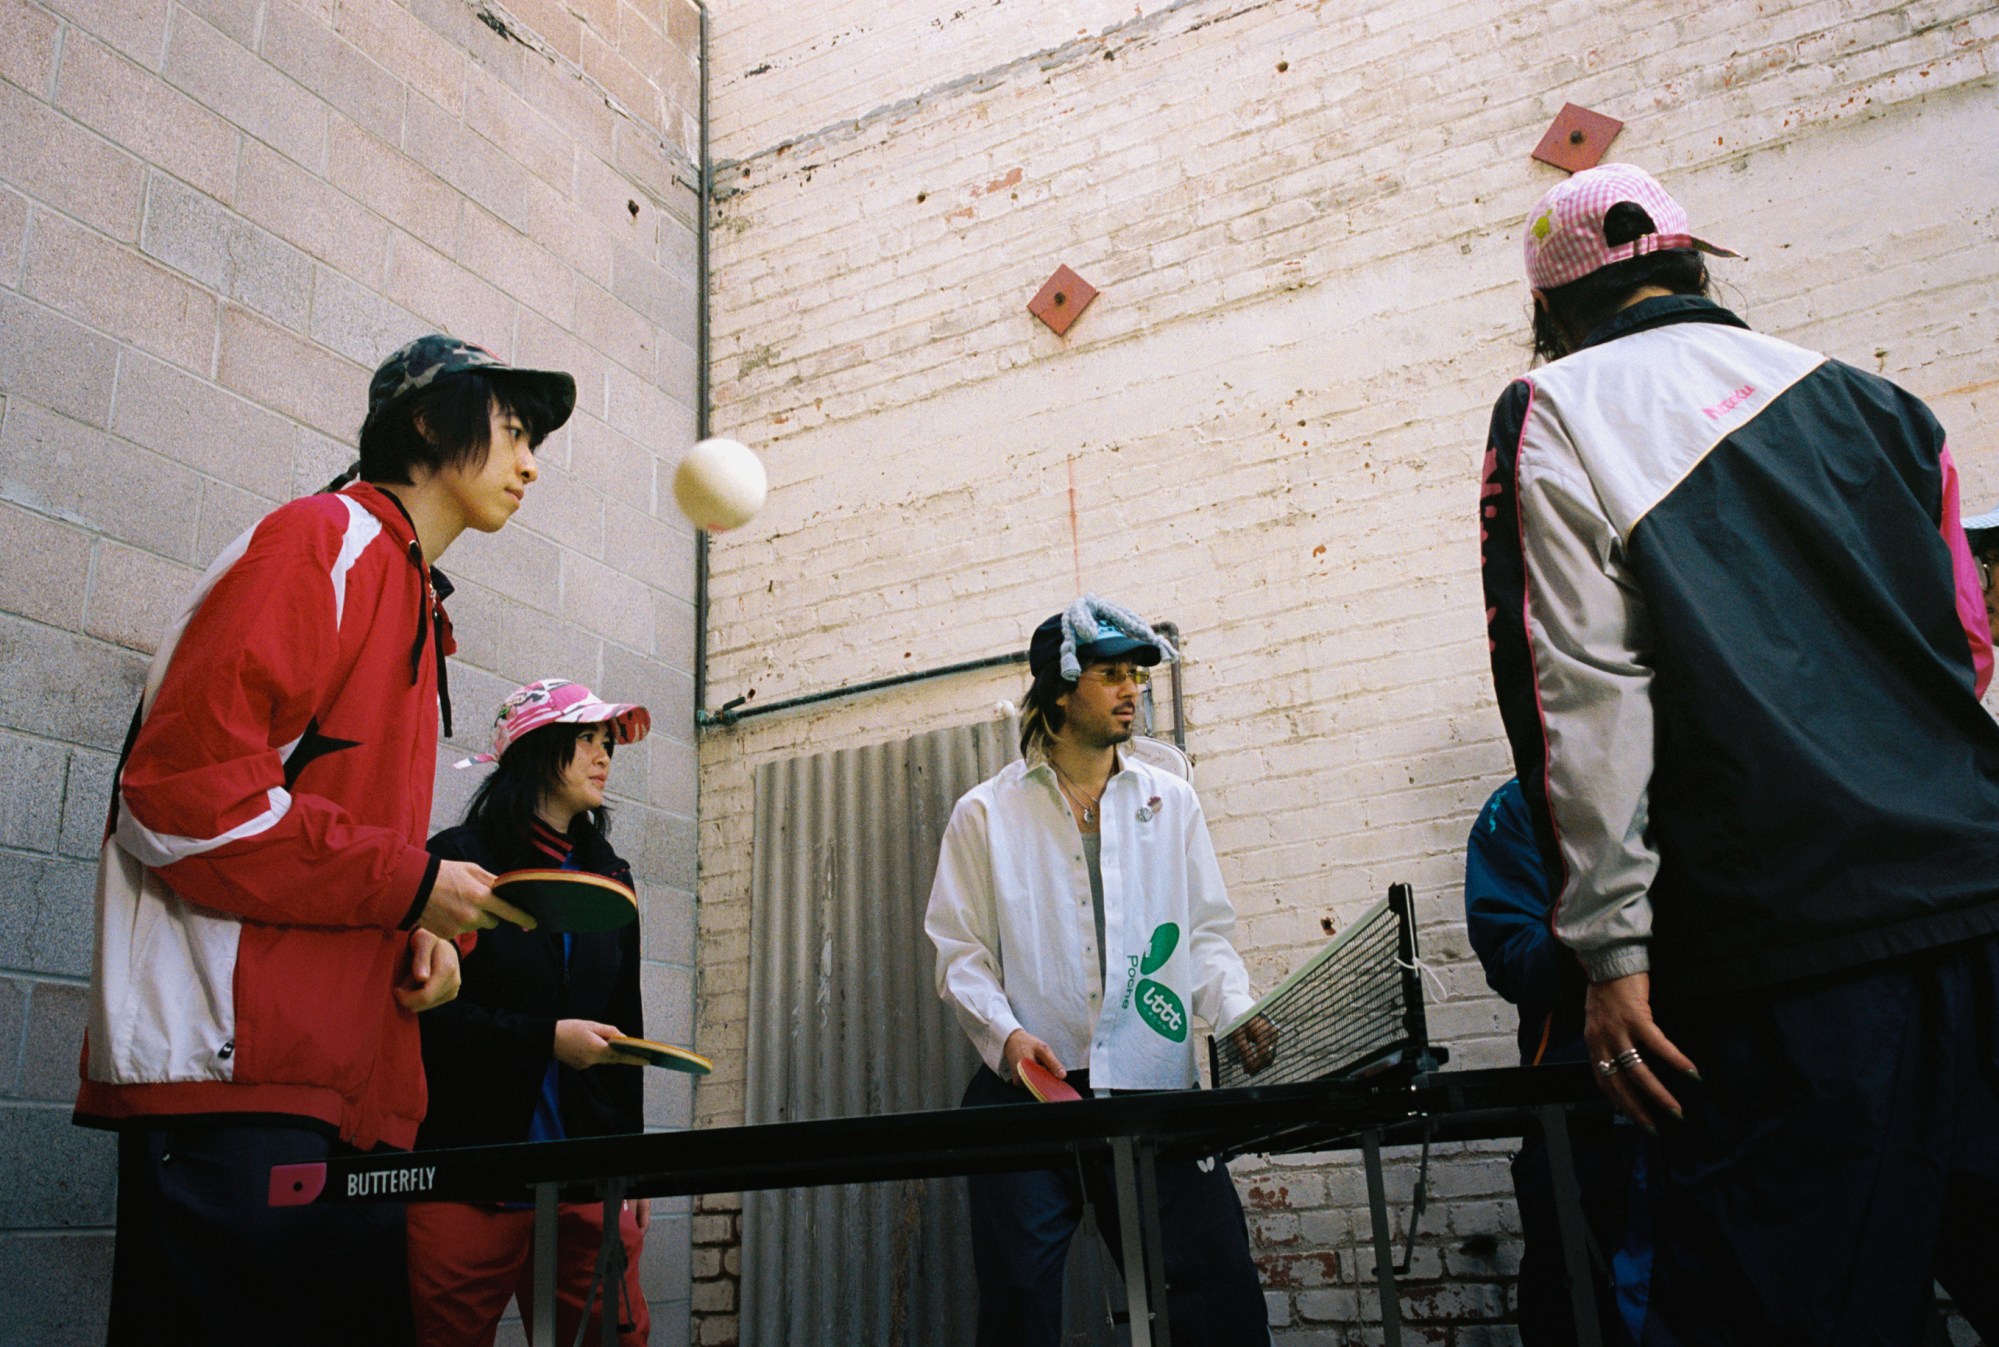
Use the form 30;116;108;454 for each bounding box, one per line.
75;483;454;1150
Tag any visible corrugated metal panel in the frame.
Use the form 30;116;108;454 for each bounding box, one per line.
741;718;1007;1347
741;717;1129;1347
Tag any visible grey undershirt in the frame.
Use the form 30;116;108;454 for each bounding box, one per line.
1082;832;1106;982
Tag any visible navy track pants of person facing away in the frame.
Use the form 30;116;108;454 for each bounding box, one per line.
1641;935;1999;1346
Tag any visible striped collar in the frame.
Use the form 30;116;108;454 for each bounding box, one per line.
528;818;574;865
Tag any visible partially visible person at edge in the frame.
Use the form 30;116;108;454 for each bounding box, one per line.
74;336;572;1347
409;678;656;1347
1479;162;1999;1344
924;596;1275;1347
1964;502;1999;647
1465;779;1647;1347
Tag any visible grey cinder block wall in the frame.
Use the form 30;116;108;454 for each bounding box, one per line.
0;1;703;1341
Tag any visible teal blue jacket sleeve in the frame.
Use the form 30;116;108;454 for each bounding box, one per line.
1464;780;1575;1010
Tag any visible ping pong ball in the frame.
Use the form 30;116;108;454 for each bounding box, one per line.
672;437;766;532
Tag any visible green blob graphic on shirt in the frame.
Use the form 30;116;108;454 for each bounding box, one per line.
1135;979;1188;1042
1139;922;1179;975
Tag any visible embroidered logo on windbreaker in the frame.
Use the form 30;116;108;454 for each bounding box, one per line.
1701;384;1756;421
1480;444;1504;652
1127;923;1187;1042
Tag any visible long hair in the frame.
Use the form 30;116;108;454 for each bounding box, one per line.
462;722;614;858
358;370;564;486
1018;670;1071;758
1530;202;1713;364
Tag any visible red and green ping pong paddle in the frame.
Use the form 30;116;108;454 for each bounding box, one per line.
490;869;637;933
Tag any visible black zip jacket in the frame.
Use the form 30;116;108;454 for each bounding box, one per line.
414;821;644;1150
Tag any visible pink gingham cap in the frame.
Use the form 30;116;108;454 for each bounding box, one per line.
453;678;651;767
1523;163;1742;290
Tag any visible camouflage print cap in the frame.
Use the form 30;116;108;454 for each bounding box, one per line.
365;334;577;433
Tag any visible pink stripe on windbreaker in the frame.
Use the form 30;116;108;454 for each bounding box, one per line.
1938;445;1993;697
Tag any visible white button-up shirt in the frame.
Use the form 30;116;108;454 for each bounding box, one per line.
924;750;1256;1090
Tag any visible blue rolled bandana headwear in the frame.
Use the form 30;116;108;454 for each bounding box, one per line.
1030;595;1176;684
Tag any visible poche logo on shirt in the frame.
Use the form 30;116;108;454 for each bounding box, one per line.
1701;383;1756;421
1135;980;1187;1041
1124;923;1188;1041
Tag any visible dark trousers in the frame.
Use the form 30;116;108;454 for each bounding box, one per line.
1512;1117;1644;1347
1641;935;1999;1346
107;1124;413;1347
961;1067;1269;1347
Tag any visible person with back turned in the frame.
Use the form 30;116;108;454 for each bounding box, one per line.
1479;163;1999;1344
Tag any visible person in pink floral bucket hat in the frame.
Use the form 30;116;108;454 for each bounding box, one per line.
411;677;656;1346
455;677;652;767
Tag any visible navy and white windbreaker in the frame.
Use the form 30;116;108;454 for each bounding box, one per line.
1480;295;1999;999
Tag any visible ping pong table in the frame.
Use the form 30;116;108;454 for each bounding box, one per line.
272;1060;1607;1347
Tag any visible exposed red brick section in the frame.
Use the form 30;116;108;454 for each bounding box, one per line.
690;1193;742;1346
0;0;705;1335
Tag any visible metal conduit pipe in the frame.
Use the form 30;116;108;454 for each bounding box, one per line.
698;623;1186;750
698;652;1033;728
690;0;712;736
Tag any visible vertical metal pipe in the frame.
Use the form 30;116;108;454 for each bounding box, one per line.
1539;1104;1605;1347
597;1179;628;1347
1164;627;1186;752
691;0;712;728
1361;1131;1404;1347
1136;1144;1173;1347
1111;1138;1156;1347
533;1182;558;1346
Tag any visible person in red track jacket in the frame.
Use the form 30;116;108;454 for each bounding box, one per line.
74;335;575;1347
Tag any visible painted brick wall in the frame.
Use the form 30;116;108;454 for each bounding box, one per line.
0;1;702;1341
694;1;1999;1343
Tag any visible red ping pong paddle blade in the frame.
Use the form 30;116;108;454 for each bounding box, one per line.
1018;1060;1080;1103
269;1162;327;1207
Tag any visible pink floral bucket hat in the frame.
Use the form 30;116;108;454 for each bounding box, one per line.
454;678;651;768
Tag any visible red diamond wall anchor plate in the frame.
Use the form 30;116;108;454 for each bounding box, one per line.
1028;265;1097;336
1531;103;1624;174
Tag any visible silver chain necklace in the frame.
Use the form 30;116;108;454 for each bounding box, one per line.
1051;766;1105;825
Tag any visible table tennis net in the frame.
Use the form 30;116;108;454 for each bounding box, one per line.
1208;882;1432;1090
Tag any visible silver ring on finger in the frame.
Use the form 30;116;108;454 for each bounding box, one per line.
1595;1058;1623;1077
1613;1047;1644;1071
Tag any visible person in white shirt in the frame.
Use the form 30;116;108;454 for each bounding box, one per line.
925;596;1272;1347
